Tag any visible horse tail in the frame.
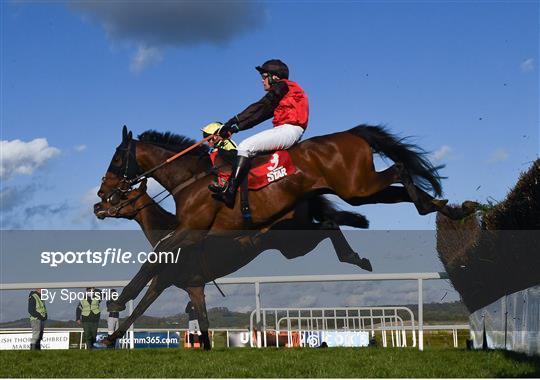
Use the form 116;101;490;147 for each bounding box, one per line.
309;196;369;229
348;124;444;197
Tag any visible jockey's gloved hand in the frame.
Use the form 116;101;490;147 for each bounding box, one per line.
219;120;240;138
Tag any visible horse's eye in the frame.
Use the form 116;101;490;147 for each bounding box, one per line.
101;177;106;183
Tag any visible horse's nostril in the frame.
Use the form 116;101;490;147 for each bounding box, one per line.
94;203;102;212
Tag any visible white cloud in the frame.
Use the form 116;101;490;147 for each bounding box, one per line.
130;45;163;73
0;138;60;180
0;184;36;212
520;58;534;73
74;144;87;152
431;145;452;162
488;148;509;163
82;185;100;209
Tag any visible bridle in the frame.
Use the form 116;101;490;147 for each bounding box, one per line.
100;138;143;216
99;134;215;218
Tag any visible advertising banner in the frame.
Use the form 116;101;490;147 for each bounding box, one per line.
0;332;70;350
300;331;370;347
95;331;180;349
227;331;251;347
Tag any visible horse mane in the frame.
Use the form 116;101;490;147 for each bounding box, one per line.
137;130;208;156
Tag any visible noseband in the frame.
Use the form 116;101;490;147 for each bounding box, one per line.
101;139;145;217
101;184;148;218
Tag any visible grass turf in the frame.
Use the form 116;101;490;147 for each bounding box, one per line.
1;347;539;378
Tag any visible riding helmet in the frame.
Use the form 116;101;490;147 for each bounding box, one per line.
255;59;289;79
201;122;223;137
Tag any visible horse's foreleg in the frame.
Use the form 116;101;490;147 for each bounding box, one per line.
109;261;164;312
104;276;165;347
110;230;195;312
187;286;211;350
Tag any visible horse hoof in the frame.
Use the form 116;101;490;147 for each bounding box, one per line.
359;258;373;272
107;301;126;312
102;336;116;348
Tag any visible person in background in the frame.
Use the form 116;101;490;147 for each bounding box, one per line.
76;287;101;349
28;288;47;350
185;301;200;348
106;289;119;336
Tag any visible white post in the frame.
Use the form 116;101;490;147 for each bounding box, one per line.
418;278;424;351
275;310;279;348
128;300;134;349
255;282;262;348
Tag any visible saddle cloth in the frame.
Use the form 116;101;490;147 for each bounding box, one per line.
212;150;296;190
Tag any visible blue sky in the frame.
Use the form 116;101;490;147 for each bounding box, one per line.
1;0;538;230
0;1;538;319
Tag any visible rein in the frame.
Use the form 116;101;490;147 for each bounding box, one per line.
128;134;214;186
104;134;216;217
108;170;214;218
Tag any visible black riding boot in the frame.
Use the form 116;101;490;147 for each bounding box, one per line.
200;331;212;350
208;182;224;193
212;156;250;208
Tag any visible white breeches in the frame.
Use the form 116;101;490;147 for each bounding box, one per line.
188;319;201;335
237;124;304;158
107;317;119;335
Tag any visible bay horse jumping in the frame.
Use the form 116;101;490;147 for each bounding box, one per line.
94;125;476;314
99;179;371;348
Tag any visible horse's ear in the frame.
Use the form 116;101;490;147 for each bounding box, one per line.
128;131;133;140
122;125;128;141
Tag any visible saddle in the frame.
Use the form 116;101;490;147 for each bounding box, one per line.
210;149;297;226
210;150;297;190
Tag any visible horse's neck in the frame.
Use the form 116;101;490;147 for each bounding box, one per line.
133;194;178;247
135;142;210;191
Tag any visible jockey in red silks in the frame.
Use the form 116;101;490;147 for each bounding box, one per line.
212;59;309;208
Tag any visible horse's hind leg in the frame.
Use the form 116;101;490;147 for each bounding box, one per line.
394;163;477;219
319;220;372;272
187;286;211;350
328;159;401;202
